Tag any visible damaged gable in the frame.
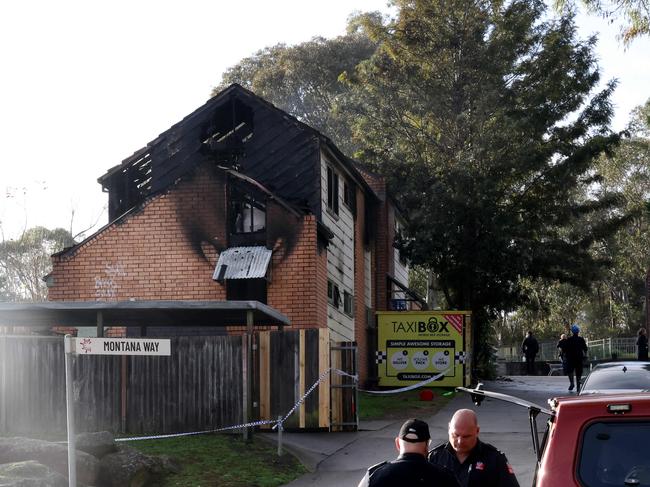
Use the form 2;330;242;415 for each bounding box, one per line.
99;84;322;222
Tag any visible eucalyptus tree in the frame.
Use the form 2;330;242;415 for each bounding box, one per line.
0;226;75;302
213;19;379;154
344;0;629;375
555;0;650;44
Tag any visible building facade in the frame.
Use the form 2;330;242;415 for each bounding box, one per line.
47;84;422;386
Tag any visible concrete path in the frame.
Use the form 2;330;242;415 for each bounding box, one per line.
263;375;573;487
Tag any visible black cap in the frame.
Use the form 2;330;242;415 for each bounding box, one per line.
398;419;430;443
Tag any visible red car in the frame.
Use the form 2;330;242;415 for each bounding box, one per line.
458;387;650;486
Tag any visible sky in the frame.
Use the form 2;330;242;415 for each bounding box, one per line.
1;0;649;241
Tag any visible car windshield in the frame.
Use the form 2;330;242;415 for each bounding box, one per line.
582;367;650;392
578;421;650;486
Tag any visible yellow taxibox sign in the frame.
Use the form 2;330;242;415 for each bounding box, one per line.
376;311;469;387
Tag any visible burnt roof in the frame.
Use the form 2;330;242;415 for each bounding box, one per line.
99;84;378;221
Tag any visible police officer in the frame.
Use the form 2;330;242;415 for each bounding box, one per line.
428;409;520;487
358;418;460;487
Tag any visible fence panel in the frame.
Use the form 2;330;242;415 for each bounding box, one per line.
127;335;243;434
0;336;67;436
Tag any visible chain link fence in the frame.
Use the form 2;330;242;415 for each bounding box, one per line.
498;337;638;362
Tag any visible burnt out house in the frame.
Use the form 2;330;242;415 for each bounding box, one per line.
46;84;422;386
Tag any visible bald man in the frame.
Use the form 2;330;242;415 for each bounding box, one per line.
428;409;519;487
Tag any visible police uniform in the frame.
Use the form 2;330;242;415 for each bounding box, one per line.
358;453;460;487
358;418;460;487
428;440;520;487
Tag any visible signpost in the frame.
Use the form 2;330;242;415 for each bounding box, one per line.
64;336;171;487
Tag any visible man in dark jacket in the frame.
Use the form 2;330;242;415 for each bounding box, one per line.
637;328;649;360
521;331;539;375
358;418;460;487
559;324;588;392
428;409;520;487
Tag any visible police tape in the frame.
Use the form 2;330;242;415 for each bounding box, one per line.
272;367;352;429
357;367;452;395
115;419;279;442
113;366;448;442
116;367;354;442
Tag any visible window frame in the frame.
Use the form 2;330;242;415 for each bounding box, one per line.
327;166;339;216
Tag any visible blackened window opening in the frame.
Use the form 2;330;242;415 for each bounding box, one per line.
327;166;339;215
226;278;267;303
230;186;266;234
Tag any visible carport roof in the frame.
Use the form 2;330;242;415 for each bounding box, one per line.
0;300;289;329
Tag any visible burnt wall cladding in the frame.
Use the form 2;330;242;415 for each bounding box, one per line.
353;189;369;383
49;166;227;302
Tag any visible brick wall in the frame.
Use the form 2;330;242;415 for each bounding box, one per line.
50;164;327;335
49;165;228;304
266;212;327;329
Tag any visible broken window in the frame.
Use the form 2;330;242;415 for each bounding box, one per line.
230;186;266;234
328;280;341;308
343;178;356;215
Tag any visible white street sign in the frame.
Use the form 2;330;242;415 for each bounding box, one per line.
73;337;171;356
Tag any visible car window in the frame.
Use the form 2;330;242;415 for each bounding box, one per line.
578;421;650;486
582;370;650;391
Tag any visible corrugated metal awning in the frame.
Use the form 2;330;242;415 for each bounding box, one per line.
213;246;272;281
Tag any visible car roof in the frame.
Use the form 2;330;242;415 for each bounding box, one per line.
553;391;650;408
590;361;650;371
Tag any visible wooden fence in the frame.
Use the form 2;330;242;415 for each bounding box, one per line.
0;328;355;436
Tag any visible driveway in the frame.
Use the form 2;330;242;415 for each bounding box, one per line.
270;375;572;487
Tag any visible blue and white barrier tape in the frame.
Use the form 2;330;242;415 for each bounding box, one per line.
115;366;446;442
358;368;452;394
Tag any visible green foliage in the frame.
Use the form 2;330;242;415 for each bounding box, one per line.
505;100;650;343
555;0;650;44
214;22;379;155
344;0;627;375
131;434;305;487
0;226;75;302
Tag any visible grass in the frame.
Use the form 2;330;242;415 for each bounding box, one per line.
358;388;455;420
129;433;306;487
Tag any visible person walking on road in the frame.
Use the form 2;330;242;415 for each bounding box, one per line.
521;330;539;375
637;328;649;361
557;333;568;374
358;418;460;487
428;409;520;487
559;324;588;392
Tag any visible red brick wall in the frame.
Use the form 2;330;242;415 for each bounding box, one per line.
50;165;327;334
49;166;228;305
266;212;327;329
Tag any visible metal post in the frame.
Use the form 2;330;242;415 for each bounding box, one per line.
64;335;77;487
96;311;103;338
246;310;254;440
0;336;6;434
242;334;249;441
277;415;283;456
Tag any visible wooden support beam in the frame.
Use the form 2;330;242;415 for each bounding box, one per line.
299;329;306;428
259;331;271;429
318;328;330;428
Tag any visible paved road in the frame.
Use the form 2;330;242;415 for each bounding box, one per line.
267;375;573;487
